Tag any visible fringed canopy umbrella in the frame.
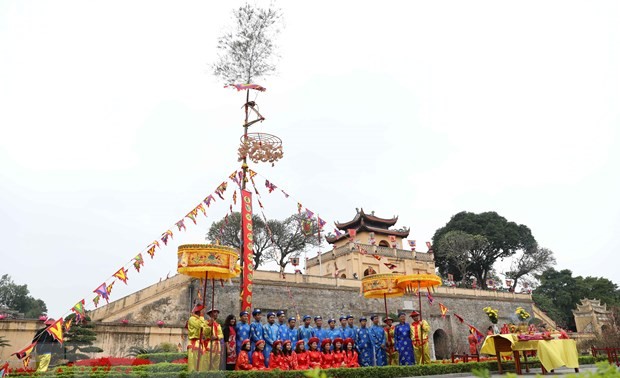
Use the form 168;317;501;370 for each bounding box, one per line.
177;244;240;370
396;273;442;320
362;273;404;317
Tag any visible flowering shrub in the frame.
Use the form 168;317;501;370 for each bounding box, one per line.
72;357;152;366
171;357;188;364
483;307;499;324
515;307;531;322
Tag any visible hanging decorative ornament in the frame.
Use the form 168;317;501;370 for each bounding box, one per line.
238;133;284;166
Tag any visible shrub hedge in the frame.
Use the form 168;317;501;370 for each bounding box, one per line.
136;352;187;363
8;355;603;377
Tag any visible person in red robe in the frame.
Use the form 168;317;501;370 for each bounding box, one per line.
252;340;270;370
332;337;346;368
320;338;334;369
343;338;360;368
282;340;298;370
307;337;322;369
235;339;255;371
270;340;286;370
468;329;479;355
295;340;310;370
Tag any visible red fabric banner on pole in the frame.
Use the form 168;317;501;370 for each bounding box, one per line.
240;190;254;313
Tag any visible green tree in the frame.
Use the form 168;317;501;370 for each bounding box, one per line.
505;247;556;290
206;212;271;269
432;211;537;289
532;268;620;330
0;274;47;318
263;214;320;272
435;230;489;283
62;314;103;362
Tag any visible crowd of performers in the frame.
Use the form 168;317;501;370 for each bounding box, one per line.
187;305;431;372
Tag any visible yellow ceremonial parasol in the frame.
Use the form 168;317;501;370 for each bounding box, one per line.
362;273;404;317
177;244;241;370
396;273;442;320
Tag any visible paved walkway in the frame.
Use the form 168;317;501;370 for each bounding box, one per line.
409;364;601;378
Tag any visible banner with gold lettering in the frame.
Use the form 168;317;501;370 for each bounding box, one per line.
240;189;254;312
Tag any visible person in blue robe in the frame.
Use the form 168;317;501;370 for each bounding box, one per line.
355;317;374;366
394;312;415;365
369;314;387;366
337;316;350;340
263;312;279;367
346;315;358;339
276;310;288;341
278;317;299;344
313;316;328;344
235;311;251;357
297;315;314;348
249;309;264;361
326;318;338;341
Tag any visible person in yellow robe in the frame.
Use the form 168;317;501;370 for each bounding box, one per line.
204;308;224;370
410;311;431;364
383;317;399;366
187;304;209;372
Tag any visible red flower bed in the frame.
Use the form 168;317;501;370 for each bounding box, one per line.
71;357;151;366
171;358;188;364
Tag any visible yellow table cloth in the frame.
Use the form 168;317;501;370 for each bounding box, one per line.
480;334;579;372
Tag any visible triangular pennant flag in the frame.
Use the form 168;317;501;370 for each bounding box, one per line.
196;203;206;217
186;208;199;225
248;169;257;178
113;268;129;284
64;318;73;332
133;253;144;272
384;262;398;270
439;303;448;318
46;318;64;343
265;180;276;193
93;283;109;302
281;189;289;198
408;239;417;250
426;288;434;305
215;181;228;199
317;217;326;230
334;229;343;237
305;208;314;219
11;342;36;360
468;324;485;343
0;361;9;377
204;194;215;207
147;245;156;259
229;170;240;185
257;198;264;209
372;254;381;261
454;313;464;323
106;281;115;296
71;299;86;318
176;219;186;231
161;230;173;245
152;240;160;249
93;295;100;308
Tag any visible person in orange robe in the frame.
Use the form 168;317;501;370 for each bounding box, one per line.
270;340;286;370
384;317;399;366
282;340;297;370
332;338;346;368
343;338;360;368
320;338;334;369
295;340;310;370
251;340;269;370
307;337;322;369
235;339;256;371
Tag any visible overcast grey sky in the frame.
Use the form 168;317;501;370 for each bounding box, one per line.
1;1;618;319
